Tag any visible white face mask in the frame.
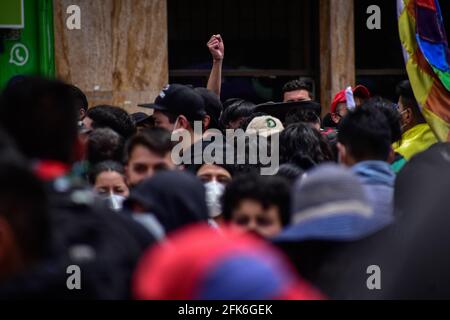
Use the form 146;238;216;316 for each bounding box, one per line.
204;181;225;218
104;192;126;211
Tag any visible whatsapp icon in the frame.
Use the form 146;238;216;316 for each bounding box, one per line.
9;43;29;67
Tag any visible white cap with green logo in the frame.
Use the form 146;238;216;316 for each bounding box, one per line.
246;116;285;138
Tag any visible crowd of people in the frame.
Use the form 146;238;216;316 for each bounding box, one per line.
0;35;449;300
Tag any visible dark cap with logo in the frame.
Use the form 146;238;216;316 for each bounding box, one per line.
138;84;207;120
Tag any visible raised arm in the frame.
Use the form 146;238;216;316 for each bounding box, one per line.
206;34;224;97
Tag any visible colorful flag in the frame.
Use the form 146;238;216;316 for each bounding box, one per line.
397;0;450;141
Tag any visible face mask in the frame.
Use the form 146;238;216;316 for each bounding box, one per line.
104;193;126;211
172;117;183;134
204;181;225;218
399;110;409;132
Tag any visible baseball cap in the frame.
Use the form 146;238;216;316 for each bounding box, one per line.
194;88;223;128
246;116;284;137
275;164;391;243
138;84;207;120
330;85;371;114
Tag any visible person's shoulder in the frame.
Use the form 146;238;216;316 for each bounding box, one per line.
46;176;156;252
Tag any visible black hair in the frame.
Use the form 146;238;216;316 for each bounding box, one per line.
0;76;78;164
125;127;173;162
87;128;125;166
195;87;223;130
185;139;235;176
363;97;402;143
88;160;126;185
68;84;88;112
219;99;256;129
322;113;337;128
87;105;136;139
222;173;291;226
0;128;49;263
396;80;425;123
282;79;314;100
280;123;327;169
276;163;305;185
285;109;321;127
338;105;392;162
158;110;178;124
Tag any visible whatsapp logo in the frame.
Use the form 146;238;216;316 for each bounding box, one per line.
9;44;29;67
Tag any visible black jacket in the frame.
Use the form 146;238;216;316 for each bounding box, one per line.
0;177;156;300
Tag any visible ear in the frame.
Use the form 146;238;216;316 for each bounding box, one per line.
178;116;190;130
79;108;86;120
404;108;413;125
203;115;211;130
331;113;340;124
337;142;350;166
387;147;396;164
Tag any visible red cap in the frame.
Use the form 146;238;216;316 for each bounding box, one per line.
330;85;371;114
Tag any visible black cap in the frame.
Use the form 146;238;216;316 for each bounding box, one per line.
194;87;223;128
138;84;207;120
255;101;322;124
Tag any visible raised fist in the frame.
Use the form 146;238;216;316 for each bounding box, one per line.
207;34;224;62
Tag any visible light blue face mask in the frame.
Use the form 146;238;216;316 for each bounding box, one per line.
204;181;225;218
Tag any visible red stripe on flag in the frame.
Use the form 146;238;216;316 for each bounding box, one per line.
417;0;437;11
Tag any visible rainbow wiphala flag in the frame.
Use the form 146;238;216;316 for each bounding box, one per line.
398;0;450;141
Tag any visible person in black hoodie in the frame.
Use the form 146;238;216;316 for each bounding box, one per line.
124;171;210;235
0;129;49;284
0;76;156;299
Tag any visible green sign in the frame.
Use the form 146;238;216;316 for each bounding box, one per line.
0;0;24;29
0;0;55;89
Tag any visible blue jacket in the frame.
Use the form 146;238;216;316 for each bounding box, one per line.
352;161;396;231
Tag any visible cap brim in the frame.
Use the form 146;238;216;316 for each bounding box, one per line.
137;103;169;112
135;116;151;124
273;211;392;243
255;101;322;123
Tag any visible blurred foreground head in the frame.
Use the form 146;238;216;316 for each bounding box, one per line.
0;129;49;282
133;225;323;300
0;76;78;164
276;164;390;243
382;143;450;298
125;171;209;234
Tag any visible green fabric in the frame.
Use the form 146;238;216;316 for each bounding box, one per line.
391;157;407;174
433;66;450;92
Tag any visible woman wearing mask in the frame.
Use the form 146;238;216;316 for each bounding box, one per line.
88;161;130;211
196;164;233;224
